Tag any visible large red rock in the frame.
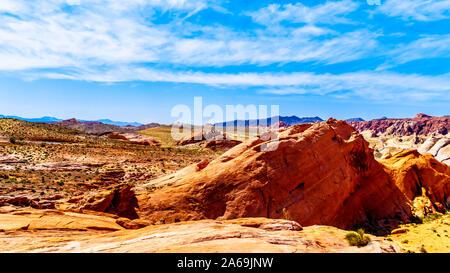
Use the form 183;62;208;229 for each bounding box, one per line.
137;119;450;229
63;184;139;219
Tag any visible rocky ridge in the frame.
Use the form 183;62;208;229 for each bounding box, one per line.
349;114;449;137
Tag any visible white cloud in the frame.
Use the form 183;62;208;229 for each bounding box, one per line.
376;34;450;69
0;0;448;104
36;67;450;101
247;0;359;25
377;0;450;21
0;0;27;13
0;0;378;71
391;34;450;63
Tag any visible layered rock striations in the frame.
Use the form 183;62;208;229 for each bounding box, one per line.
349;114;450;137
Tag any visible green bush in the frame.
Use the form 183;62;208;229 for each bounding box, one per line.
423;212;443;223
345;229;372;247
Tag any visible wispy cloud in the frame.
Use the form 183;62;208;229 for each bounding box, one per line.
390;34;450;63
36;67;450;101
377;0;450;21
376;34;450;69
0;0;448;104
246;0;359;25
0;0;378;71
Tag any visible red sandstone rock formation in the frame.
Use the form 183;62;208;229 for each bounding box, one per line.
0;212;400;253
203;139;242;151
65;184;139;219
107;132;160;146
175;127;225;146
137;119;450;229
348;114;450;137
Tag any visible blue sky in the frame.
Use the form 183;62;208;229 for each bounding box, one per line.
0;0;449;124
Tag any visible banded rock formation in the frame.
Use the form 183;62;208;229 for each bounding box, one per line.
418;134;450;166
0;212;400;253
349;114;450;137
370;134;449;166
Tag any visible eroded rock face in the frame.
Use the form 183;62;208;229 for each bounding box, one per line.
348;114;450;137
203;139;242;151
0;208;123;232
63;184;139;219
418;135;450;166
137;119;450;229
0;216;400;253
175;127;225;146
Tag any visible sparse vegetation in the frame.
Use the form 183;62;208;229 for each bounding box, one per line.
423;212;444;223
345;229;371;247
0;118;219;201
282;208;291;220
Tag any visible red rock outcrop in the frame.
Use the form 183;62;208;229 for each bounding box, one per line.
175;127;225;146
348;114;450;137
137;119;450;229
107;133;160;146
64;184;139;219
203;139;242;151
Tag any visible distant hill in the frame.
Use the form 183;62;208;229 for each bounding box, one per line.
54;118;134;135
0;115;62;123
93;119;142;127
214;116;323;127
346;118;365;122
0;118;83;142
54;118;161;135
0;115;143;127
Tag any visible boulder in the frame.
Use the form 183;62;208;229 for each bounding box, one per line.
65;184;139;219
203;139;242;151
175;127;225;146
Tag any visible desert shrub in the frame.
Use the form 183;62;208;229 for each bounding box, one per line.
420;245;427;253
345;229;371;247
423;212;443;223
282;208;291;220
9;136;16;144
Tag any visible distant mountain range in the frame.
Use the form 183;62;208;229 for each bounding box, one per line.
346;118;365;122
0;115;143;127
214;116;324;127
214;116;365;127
